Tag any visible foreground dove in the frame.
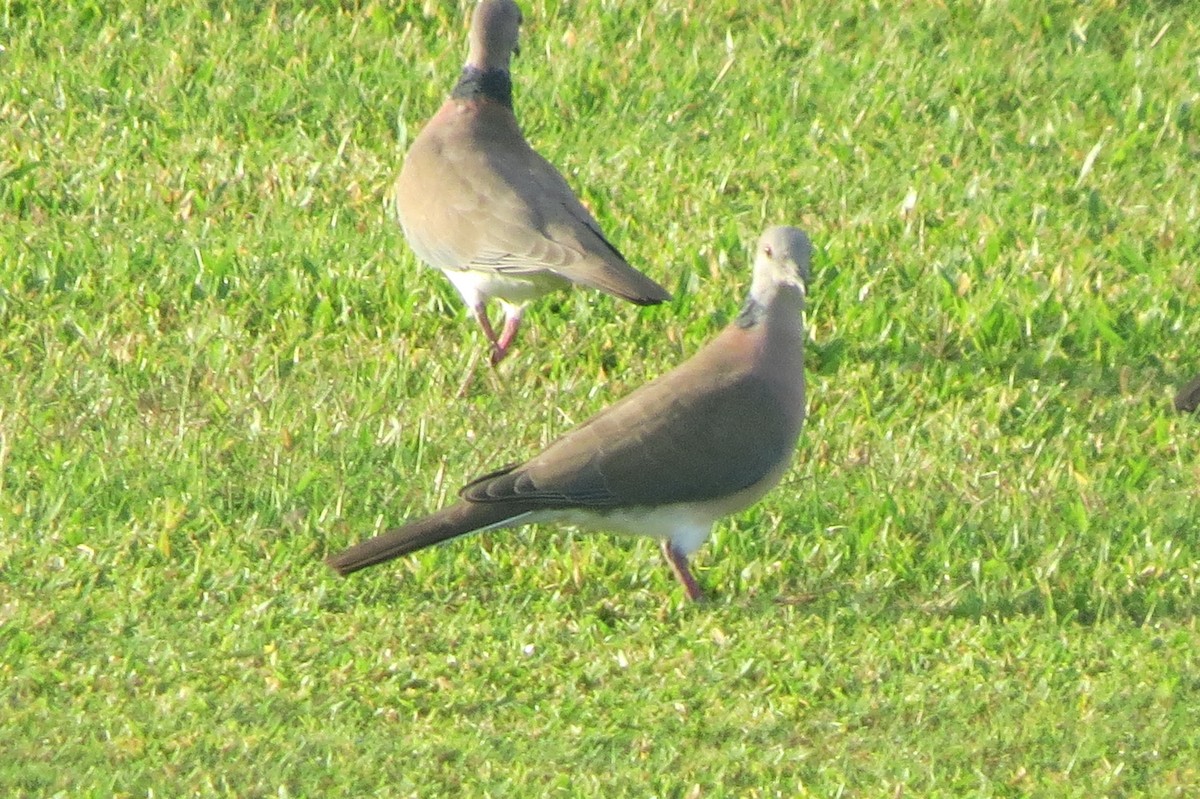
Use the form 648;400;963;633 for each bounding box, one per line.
326;226;813;600
393;0;672;364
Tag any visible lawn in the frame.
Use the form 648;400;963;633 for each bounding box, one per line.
2;0;1198;796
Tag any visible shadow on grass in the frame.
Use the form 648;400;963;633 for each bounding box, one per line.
763;577;1200;629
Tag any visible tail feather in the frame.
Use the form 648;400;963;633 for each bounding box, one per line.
325;501;529;576
580;260;673;306
571;230;672;305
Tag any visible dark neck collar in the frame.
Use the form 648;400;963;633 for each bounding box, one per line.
735;297;766;329
451;66;513;107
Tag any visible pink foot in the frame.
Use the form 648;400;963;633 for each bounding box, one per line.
472;305;506;364
660;540;703;601
491;312;523;365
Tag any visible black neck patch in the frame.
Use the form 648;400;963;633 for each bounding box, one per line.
735;297;765;329
451;67;513;107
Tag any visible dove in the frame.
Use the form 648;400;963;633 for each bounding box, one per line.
394;0;671;363
328;227;813;600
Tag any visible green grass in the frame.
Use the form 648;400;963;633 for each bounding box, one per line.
3;0;1199;795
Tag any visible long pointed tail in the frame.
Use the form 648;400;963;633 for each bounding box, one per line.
325;501;527;576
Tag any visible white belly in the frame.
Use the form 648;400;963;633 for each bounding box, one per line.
443;267;571;308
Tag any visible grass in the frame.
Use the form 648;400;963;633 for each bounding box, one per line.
2;0;1199;795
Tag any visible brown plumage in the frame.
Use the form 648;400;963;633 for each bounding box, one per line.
327;227;813;600
394;0;671;363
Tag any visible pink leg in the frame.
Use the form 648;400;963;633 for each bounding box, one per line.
660;540;703;601
491;310;524;365
471;304;505;363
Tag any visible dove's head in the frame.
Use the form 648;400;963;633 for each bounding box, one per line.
467;0;523;71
